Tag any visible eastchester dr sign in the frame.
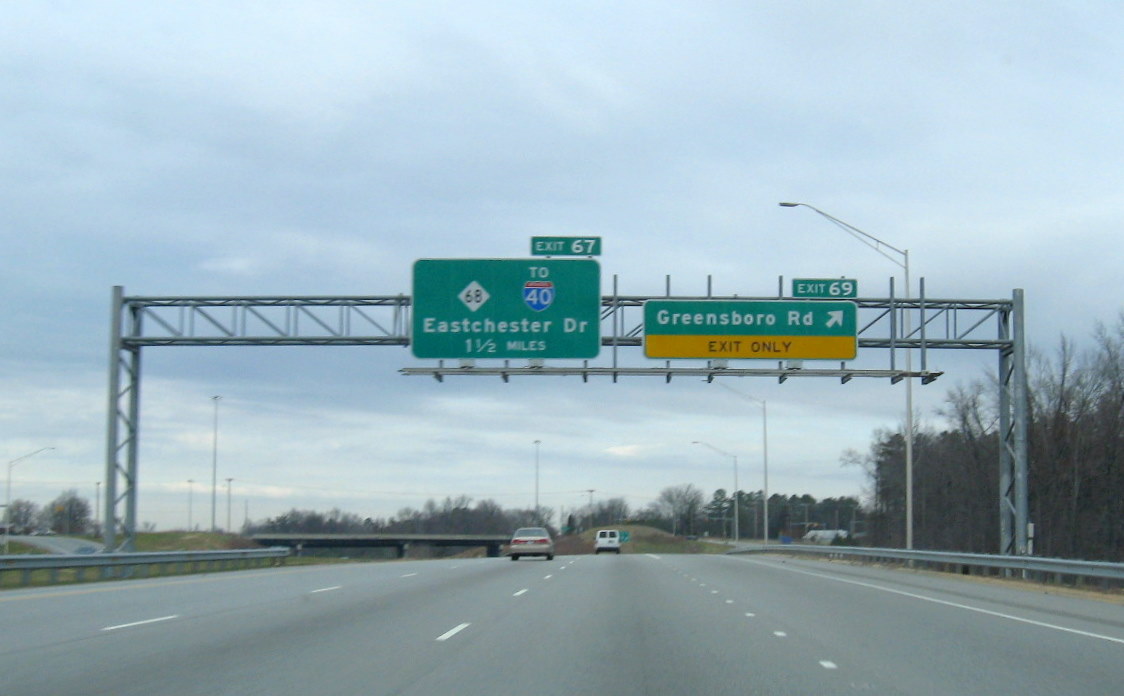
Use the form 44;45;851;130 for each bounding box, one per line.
412;259;601;359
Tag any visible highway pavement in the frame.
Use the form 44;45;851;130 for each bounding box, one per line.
0;552;1121;695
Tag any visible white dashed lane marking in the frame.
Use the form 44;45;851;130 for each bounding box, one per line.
436;623;470;642
102;615;178;632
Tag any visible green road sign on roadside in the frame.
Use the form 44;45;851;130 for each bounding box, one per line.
530;236;602;256
792;278;858;298
644;299;857;360
412;259;601;359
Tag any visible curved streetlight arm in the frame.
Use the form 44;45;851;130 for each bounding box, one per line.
780;201;915;550
7;447;55;469
779;202;906;270
692;440;734;460
716;382;764;408
692;440;740;542
6;447;55;553
711;382;769;544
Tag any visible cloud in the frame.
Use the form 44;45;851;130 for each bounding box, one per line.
2;2;1121;531
604;445;646;457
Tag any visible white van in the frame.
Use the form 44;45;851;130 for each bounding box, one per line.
594;529;621;554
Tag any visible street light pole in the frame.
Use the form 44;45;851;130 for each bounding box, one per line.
780;202;914;549
211;395;221;534
5;447;54;554
714;383;769;544
225;478;233;533
692;441;739;542
187;479;194;531
533;440;541;524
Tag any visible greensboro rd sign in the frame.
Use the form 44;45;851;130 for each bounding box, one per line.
643;300;857;360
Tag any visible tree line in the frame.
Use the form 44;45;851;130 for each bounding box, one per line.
853;315;1123;561
247;488;861;544
247;496;546;536
3;490;93;535
622;486;860;541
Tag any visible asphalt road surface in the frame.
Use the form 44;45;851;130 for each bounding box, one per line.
1;553;1121;695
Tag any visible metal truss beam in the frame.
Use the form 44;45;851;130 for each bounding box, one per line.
399;365;944;384
113;288;1013;352
104;283;1028;556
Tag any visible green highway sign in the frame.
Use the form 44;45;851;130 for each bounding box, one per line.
792;278;858;298
644;299;857;360
412;259;601;359
530;236;602;257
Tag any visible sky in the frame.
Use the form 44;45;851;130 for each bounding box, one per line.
3;1;1122;533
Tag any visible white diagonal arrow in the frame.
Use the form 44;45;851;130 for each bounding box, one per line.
826;310;844;328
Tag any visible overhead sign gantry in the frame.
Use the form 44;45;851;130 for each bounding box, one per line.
103;270;1028;557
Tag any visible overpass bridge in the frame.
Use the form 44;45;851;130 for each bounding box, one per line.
251;533;510;558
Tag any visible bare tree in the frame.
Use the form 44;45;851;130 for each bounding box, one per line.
6;499;39;534
855;315;1124;561
590;497;630;527
45;490;91;535
657;484;705;536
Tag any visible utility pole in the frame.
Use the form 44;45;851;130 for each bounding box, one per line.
533;440;541;523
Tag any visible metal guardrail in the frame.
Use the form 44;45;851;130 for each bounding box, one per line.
0;548;290;588
728;544;1124;589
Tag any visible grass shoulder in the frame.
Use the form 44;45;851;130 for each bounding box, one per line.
556;525;729;555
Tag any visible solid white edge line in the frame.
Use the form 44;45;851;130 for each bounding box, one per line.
436;623;470;641
739;557;1124;646
102;615;179;632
